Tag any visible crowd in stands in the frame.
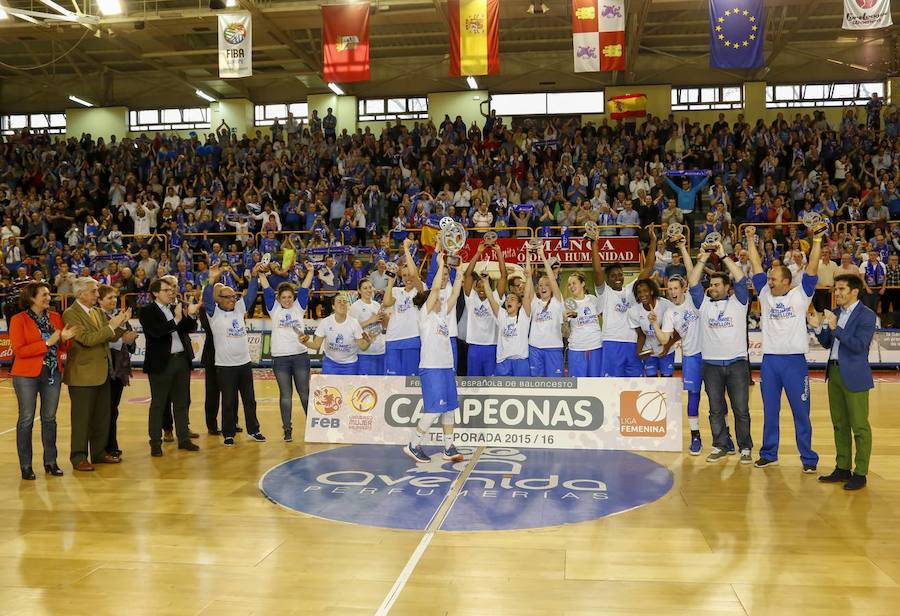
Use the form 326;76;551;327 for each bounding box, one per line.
1;93;899;323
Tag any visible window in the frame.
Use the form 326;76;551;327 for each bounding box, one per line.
671;85;743;111
1;113;66;135
129;107;210;132
357;97;428;122
490;91;604;116
765;81;885;108
254;102;309;126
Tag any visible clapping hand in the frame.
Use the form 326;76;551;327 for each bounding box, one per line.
109;308;131;329
61;324;79;341
122;330;139;344
186;295;201;317
806;311;823;329
823;309;838;330
174;301;184;322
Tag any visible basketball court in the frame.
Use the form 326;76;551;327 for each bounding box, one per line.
2;370;899;616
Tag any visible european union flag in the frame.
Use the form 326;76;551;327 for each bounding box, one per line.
709;0;764;69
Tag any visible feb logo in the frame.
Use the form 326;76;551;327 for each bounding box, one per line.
465;14;484;34
350;386;378;413
619;390;667;437
314;386;343;415
223;23;246;46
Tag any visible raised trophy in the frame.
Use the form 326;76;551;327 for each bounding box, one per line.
564;298;577;318
665;222;685;246
584;220;600;240
385;261;399;277
802;211;828;238
439;218;468;267
482;230;498;246
526;237;542;257
701;231;722;253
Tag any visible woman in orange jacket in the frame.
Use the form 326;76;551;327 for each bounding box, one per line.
10;282;78;480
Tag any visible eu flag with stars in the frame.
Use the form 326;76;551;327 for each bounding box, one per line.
709;0;764;69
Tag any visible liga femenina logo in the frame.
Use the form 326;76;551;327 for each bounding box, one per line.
619;390;667;437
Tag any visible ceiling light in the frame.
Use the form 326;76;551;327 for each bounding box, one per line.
68;95;94;107
38;0;76;19
466;76;478;90
225;0;238;6
195;89;216;102
0;7;7;20
96;0;122;16
327;82;345;95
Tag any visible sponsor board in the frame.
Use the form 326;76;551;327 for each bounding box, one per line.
259;445;674;530
305;375;683;452
457;236;641;265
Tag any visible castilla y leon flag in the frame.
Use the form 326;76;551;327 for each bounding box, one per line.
448;0;500;76
572;0;625;72
607;93;647;120
322;3;370;83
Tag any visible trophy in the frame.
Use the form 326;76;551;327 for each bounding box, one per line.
482;231;498;246
439;219;468;267
802;211;828;238
701;231;722;253
385;261;399;278
261;253;272;266
665;222;685;246
526;238;542;258
584;220;600;240
564;298;577;319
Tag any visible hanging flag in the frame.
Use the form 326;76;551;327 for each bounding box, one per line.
572;0;625;72
843;0;893;30
322;3;371;83
608;93;647;120
448;0;500;76
218;12;252;78
709;0;764;69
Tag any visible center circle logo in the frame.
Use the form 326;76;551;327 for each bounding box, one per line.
260;445;673;531
223;23;246;45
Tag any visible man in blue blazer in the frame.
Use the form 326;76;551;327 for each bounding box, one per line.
810;274;876;491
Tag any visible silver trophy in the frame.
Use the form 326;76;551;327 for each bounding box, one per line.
802;211;828;237
564;297;577;317
665;222;685;245
439;220;468;267
584;220;600;240
385;261;399;277
526;237;542;257
701;231;722;253
482;231;498;246
439;216;456;231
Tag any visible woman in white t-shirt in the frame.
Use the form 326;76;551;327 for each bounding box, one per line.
259;264;314;442
486;266;533;376
301;294;373;375
529;252;565;377
563;272;604;377
627;278;675;377
382;239;425;376
348;278;386;375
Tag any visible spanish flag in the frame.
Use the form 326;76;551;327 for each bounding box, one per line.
608;93;647;120
420;218;441;254
448;0;500;76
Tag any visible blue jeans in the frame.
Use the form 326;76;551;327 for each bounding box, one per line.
272;353;310;431
702;360;752;452
14;366;62;468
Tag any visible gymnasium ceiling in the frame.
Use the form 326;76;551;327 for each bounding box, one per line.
0;0;897;113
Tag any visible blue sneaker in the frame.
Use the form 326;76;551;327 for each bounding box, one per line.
689;435;702;456
725;435;736;455
403;443;431;464
442;445;464;462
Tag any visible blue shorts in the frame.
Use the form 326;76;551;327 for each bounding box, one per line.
495;357;530;377
568;348;603;377
644;352;676;377
467;343;497;377
420;368;459;414
358;354;385;376
529;346;564;378
322;357;359;375
601;341;643;377
385;338;421;376
682;353;703;392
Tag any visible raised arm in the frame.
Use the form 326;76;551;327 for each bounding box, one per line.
523;253;535;317
484;274;500;316
243;267;260;312
591;231;606;287
677;237;694;272
425;253;446;314
637;226;658;279
745;226;764;274
464;243;487;295
445;263;464;316
496;243;509;298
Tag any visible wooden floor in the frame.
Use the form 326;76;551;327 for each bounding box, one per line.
1;371;899;616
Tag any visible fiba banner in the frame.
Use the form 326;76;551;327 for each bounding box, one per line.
322;3;371;83
843;0;893;30
448;0;500;76
218;12;252;78
572;0;625;72
458;236;641;265
305;375;683;452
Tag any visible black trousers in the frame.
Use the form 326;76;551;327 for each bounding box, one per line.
107;377;126;453
148;353;191;445
68;379;111;465
217;363;259;438
204;363;221;432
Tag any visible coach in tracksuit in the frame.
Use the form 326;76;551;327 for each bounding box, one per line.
747;225;822;473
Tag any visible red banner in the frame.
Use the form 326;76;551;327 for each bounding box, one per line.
0;332;11;365
322;4;370;83
457;236;641;265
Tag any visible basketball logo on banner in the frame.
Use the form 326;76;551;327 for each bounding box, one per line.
218;12;252;78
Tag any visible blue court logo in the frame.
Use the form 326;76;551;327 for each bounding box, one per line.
260;445;673;531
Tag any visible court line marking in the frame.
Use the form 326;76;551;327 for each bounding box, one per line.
374;445;485;616
0;427;14;437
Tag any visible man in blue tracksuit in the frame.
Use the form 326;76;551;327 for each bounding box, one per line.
746;224;823;472
665;171;711;244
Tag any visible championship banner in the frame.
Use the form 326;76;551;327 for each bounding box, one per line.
457;236;641;265
306;375;683;452
571;0;625;72
322;3;371;83
608;93;647;119
218;12;252;78
448;0;500;76
842;0;893;30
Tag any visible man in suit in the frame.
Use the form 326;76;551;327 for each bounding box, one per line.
63;277;131;471
810;273;877;491
140;277;201;457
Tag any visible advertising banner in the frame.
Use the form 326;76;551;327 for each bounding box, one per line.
842;0;893;30
457;236;641;265
305;375;683;452
218;12;252;78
